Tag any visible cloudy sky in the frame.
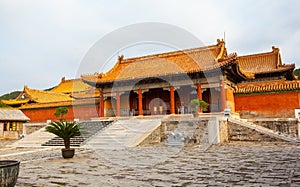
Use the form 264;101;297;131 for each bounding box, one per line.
0;0;300;95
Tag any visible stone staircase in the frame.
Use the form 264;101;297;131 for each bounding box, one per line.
228;117;300;143
42;121;112;147
85;119;162;150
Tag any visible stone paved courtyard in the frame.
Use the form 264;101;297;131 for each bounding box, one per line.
2;142;297;186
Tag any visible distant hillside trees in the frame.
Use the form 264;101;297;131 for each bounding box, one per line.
0;91;21;108
0;91;21;100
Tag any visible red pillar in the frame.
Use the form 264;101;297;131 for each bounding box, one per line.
170;86;175;114
220;80;226;111
197;83;203;112
197;83;202;100
99;90;104;117
138;89;143;116
116;91;120;117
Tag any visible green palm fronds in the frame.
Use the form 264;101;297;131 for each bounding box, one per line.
45;121;82;149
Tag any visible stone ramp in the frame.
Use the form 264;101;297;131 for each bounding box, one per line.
11;126;55;148
85;119;162;150
228;117;300;143
11;121;113;148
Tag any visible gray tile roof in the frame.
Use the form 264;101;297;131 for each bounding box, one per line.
0;109;30;121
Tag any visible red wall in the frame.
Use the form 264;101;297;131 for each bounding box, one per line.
22;105;100;123
23;91;300;121
226;88;235;112
235;92;300;118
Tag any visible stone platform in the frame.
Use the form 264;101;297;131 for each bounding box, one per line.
5;141;299;187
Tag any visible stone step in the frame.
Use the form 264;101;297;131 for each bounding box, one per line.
42;121;113;147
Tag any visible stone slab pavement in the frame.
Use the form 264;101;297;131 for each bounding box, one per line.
3;141;299;186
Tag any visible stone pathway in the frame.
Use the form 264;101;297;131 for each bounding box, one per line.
12;127;55;147
9;142;300;186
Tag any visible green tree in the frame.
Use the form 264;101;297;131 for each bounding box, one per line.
293;68;300;80
190;99;209;113
0;102;12;108
54;107;69;121
0;91;21;100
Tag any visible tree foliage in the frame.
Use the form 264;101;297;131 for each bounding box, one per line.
293;68;300;80
0;91;20;108
190;99;209;112
54;107;69;121
0;102;12;108
0;91;21;100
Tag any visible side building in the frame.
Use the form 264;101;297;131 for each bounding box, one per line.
235;47;298;118
1;78;100;122
0;109;29;139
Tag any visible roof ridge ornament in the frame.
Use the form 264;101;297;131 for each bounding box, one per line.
217;38;225;47
272;46;279;53
118;54;124;63
216;39;227;61
272;46;281;67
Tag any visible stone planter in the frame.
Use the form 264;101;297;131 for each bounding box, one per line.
62;148;75;159
0;160;20;187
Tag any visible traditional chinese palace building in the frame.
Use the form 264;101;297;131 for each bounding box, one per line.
2;39;299;122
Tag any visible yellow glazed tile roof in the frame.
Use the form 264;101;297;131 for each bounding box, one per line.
237;46;295;75
20;98;99;109
1;99;29;106
82;39;235;84
235;79;300;94
50;77;91;93
1;85;74;105
22;86;74;103
71;87;100;99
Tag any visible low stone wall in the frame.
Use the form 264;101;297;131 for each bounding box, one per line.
164;120;209;145
227;118;299;142
22;123;46;135
139;125;162;146
140;119;210;146
142;117;299;145
3;131;19;140
104;108;133;117
219;120;228;142
228;122;281;142
249;118;298;138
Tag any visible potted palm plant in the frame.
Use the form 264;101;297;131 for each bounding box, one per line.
45;107;81;158
45;121;81;158
190;99;209;115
